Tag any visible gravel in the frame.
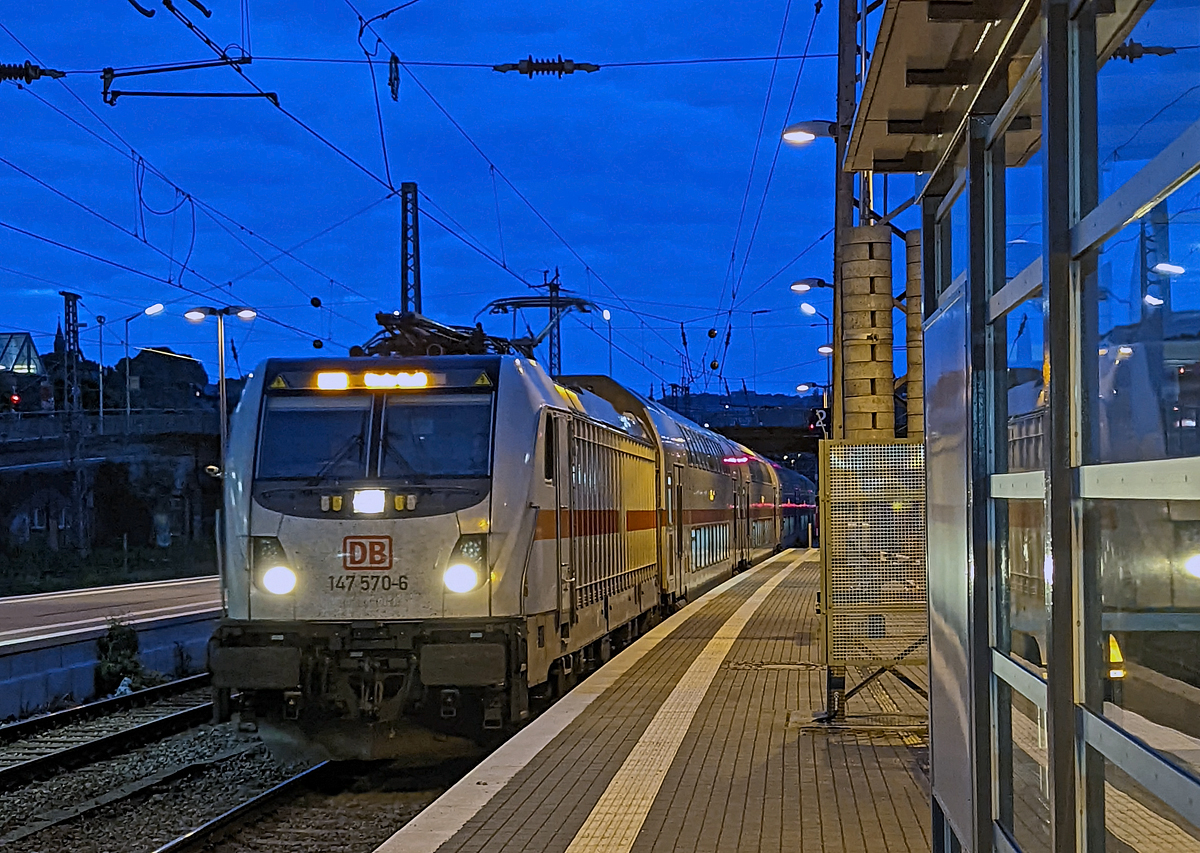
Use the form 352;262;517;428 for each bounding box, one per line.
1;723;306;852
206;788;439;853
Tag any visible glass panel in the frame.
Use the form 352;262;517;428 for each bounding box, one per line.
1005;145;1044;276
257;395;371;481
1083;179;1200;464
1006;298;1046;473
997;500;1049;668
1097;754;1200;850
1097;0;1200;202
951;188;969;285
996;679;1052;851
379;395;493;479
1086;498;1200;778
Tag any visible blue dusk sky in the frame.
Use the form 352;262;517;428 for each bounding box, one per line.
0;1;887;395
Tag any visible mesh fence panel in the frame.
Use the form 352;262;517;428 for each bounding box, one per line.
821;440;927;666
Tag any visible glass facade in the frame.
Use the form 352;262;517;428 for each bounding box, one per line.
863;0;1200;845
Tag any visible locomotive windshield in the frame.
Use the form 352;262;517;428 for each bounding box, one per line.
257;396;371;480
255;391;492;482
380;395;492;479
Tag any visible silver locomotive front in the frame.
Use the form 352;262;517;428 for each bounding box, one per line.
209;356;528;759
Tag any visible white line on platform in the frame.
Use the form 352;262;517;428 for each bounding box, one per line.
0;575;219;605
376;550;804;853
563;559;797;853
0;602;220;648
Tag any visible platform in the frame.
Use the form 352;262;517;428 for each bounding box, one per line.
0;577;221;719
379;549;930;853
0;576;220;649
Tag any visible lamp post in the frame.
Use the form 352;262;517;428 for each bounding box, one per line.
801;302;834;392
123;303;165;433
782;118;848;441
796;381;832;410
602;309;613;374
185;305;257;466
96;315;105;434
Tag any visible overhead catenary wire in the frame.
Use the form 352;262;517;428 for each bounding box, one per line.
714;0;825;382
0;26;384;317
61;52;841;75
709;0;797;375
343;0;690;366
8;18;800;383
0;218;331;345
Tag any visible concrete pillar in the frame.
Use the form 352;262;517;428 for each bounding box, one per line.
905;230;924;437
840;224;894;441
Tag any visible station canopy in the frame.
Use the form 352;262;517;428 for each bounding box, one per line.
0;333;46;376
846;0;1147;179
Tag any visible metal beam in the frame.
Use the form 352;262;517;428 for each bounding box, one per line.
887;115;947;135
906;63;972;86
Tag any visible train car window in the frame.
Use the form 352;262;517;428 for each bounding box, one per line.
380;395;492;479
544;415;556;481
257;395;371;480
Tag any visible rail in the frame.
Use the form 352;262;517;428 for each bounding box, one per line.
152;762;331;853
0;675;215;789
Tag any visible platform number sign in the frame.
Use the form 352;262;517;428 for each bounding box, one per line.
808;407;830;438
342;535;392;570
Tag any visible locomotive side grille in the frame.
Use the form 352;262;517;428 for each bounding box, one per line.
569;420;658;609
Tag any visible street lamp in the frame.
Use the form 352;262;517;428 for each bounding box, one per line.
123;303;165;433
800;302;835;392
602;309;613;375
797;380;831;409
790;277;833;293
185;305;257;465
781;120;837;146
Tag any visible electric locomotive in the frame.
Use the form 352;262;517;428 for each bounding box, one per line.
209;354;793;759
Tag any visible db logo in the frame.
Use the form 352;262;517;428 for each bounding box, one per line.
342;536;392;570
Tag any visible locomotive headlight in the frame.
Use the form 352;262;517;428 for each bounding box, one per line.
444;534;487;593
353;489;386;514
444;563;479;593
251;536;296;595
262;565;297;595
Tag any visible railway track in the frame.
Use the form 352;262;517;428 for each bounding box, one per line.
0;673;215;789
154;760;460;853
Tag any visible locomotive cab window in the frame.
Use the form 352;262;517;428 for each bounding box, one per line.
544;414;556;481
379;394;493;479
257;395;372;481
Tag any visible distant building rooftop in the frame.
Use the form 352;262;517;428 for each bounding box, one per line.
0;333;45;376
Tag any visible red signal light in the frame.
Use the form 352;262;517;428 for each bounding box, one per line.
9;394;18;404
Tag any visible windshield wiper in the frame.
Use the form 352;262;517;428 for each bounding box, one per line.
307;434;365;485
379;431;417;475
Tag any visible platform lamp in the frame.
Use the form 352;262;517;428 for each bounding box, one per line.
789;276;834;294
796;381;831;410
800;302;835;395
122;303;165;433
184;305;257;466
781;121;837;146
602;309;613;374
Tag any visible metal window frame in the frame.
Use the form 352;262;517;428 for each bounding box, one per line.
988;257;1043;322
993;649;1048;710
1080;707;1200;829
986;49;1044;149
993;822;1023;853
990;471;1046;499
1078;457;1200;500
1071;114;1200;258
